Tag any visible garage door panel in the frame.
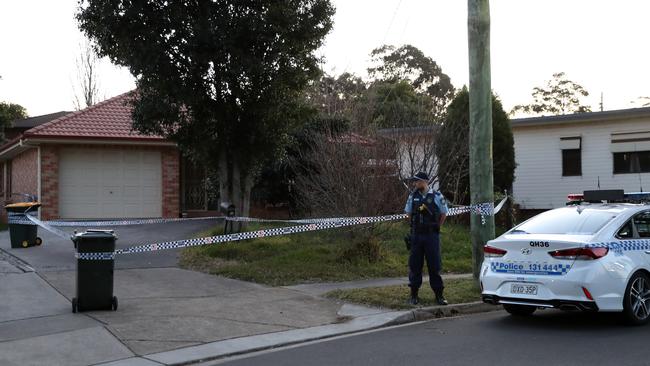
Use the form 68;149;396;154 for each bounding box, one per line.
59;148;162;219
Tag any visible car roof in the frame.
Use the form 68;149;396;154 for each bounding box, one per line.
560;203;648;214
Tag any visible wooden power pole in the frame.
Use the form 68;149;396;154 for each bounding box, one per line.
468;0;495;280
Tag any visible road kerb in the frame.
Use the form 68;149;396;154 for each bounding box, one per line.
386;301;502;326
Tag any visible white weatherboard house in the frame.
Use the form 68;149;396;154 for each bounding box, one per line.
512;107;650;210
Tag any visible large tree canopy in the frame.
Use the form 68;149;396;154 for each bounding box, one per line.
511;72;591;116
77;0;334;215
355;80;436;129
0;102;28;141
368;44;454;116
437;87;515;204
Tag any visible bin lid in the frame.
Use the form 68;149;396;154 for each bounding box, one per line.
73;229;116;239
5;202;41;209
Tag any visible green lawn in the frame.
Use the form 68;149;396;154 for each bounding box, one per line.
180;220;481;286
0;223;7;231
325;278;481;310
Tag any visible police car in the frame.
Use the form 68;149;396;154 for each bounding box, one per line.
481;190;650;324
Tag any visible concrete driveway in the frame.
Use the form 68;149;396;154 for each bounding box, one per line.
0;219;218;271
0;220;343;365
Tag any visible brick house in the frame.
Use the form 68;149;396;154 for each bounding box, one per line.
0;92;210;221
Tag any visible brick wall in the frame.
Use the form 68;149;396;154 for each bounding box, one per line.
161;147;180;218
0;148;39;223
11;148;38;199
40;145;59;220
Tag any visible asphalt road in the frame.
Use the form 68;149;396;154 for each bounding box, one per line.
216;310;650;366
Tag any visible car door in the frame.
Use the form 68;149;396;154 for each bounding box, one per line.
631;211;650;265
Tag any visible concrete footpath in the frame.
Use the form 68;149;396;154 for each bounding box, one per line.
0;224;488;366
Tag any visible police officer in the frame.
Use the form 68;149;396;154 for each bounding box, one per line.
404;172;448;306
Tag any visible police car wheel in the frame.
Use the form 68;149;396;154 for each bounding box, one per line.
623;271;650;325
503;304;536;316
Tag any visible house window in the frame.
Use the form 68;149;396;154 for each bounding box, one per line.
613;151;650;174
560;137;582;177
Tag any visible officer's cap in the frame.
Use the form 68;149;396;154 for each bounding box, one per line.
409;172;429;182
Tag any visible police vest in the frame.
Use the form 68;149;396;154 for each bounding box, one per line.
410;190;441;232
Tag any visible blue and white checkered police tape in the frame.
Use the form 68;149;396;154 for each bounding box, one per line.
23;196;509;260
11;215;226;227
23;214;72;240
6;211;35;225
75;214;410;260
12;196;508;228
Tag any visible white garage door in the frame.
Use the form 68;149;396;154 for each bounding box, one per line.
59;148;162;219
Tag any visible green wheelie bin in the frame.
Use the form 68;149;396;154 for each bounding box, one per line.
5;202;42;248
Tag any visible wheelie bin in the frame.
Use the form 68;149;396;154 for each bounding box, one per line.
71;229;118;313
5;202;42;248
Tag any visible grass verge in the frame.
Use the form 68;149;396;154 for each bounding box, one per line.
180;220;480;286
324;278;481;310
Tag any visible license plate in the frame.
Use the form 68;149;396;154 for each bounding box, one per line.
511;284;538;295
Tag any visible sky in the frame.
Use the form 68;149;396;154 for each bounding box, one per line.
1;0;649;117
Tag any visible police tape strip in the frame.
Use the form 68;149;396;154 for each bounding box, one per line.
22;196;509;260
10;196;508;228
9;215;226;227
24;214;72;240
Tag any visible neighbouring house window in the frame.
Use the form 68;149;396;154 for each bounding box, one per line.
613;151;650;174
611;131;650;174
560;137;582;177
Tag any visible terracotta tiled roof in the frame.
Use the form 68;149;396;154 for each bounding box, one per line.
24;91;165;141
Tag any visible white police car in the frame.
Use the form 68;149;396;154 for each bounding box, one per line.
481;190;650;324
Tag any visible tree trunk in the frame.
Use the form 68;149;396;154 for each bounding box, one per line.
218;149;254;222
468;0;496;281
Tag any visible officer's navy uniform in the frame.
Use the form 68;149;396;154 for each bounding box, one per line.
404;186;448;301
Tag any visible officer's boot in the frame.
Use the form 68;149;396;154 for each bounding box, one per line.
434;289;448;306
408;287;419;305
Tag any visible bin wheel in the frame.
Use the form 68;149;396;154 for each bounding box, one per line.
21;240;29;248
111;296;118;311
35;237;43;246
72;298;78;313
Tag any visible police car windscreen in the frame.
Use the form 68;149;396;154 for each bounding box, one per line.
513;208;617;235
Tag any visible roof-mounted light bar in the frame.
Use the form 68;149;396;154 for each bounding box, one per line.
566;190;650;205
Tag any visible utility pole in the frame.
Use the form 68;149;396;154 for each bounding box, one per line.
468;0;495;280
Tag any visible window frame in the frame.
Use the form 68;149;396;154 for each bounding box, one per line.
561;149;582;177
613;151;650;175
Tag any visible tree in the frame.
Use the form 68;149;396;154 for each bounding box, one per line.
77;0;334;217
436;87;514;205
354;80;436;129
512;72;592;116
72;40;103;110
291;128;402;262
0;102;28;141
306;72;366;119
631;96;650;107
368;44;454;117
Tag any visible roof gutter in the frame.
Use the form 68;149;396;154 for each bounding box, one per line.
511;107;650;128
0;138;34;162
23;137;177;147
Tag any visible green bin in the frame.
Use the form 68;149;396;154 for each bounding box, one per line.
5;202;42;248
